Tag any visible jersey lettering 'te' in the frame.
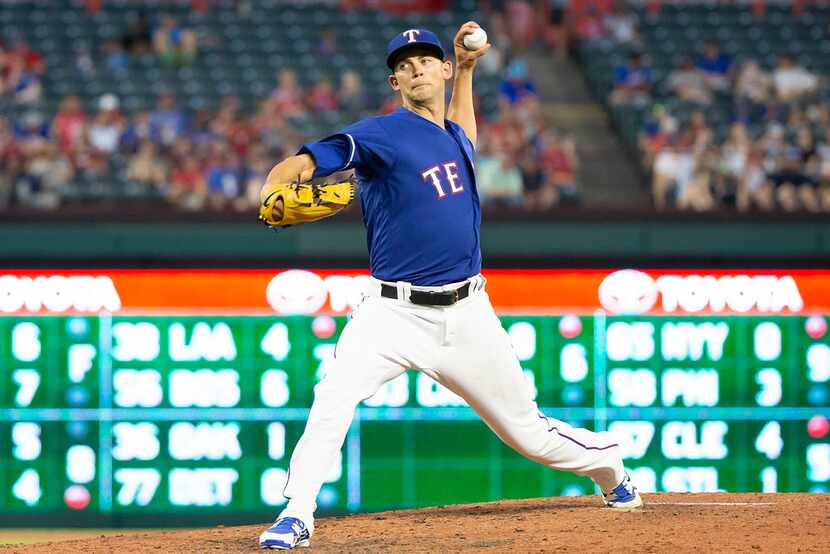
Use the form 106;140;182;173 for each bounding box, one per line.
299;107;481;286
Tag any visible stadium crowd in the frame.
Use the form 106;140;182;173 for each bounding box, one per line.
593;1;830;213
0;4;581;214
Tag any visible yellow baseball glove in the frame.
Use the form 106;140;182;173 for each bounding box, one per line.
258;177;358;229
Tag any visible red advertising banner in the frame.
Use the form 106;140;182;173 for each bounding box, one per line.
0;269;828;315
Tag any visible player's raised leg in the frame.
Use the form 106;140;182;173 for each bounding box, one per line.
428;290;642;509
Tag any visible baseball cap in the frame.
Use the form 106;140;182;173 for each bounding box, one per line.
98;93;119;111
386;29;446;69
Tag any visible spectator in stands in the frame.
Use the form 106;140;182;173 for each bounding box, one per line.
126;140;168;192
8;37;45;75
0;116;19;209
168;155;207;210
254;107;292;157
73;45;95;77
540;0;568;58
243;144;271;209
7;38;44;104
120;110;152;153
88;94;126;155
51;96;87;156
476;137;524;207
769;149;819;212
338;71;369;114
735;59;772;123
122;12;153;56
13;70;42;105
0;43;17;96
519;145;552;210
15;111;49;148
153;15;198;66
104;40;130;73
149;92;187;147
603;2;640;47
718;122;750;196
188;109;216;148
696;41;731;92
652;135;694;211
737;148;774;212
667;56;711;106
16;141;73;210
318;28;338;57
610;52;652;107
773;55;819;104
270;69;307;119
206;143;245;210
539;128;579;206
573;3;604;43
816;127;830;188
505;0;537;50
309;77;339;112
678;149;716;212
499;59;538;109
639;104;677;170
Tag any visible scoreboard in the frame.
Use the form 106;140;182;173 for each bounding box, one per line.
1;311;829;523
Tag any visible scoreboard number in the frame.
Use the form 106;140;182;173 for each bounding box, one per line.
560;343;589;382
754;369;782;407
760;467;778;492
754;421;784;460
112;322;160;362
608;369;657;407
12;469;42;506
12;322;41;362
260;370;290;407
113;369;163;408
260;323;291;361
807;344;830;382
12;369;40;407
12;422;41;461
507;322;536;361
115;468;161;507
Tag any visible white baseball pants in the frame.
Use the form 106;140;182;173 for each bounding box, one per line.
278;275;625;527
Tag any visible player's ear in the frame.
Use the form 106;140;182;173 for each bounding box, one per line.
443;59;453;80
388;74;400;91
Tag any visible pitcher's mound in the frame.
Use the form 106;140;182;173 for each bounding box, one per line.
4;493;829;553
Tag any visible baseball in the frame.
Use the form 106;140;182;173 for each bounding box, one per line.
463;27;487;50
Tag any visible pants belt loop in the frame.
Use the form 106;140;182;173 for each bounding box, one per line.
396;281;409;302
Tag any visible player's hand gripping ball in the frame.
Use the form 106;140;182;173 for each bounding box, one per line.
463;28;488;50
258;177;358;230
454;22;490;69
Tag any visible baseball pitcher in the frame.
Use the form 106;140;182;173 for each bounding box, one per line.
258;22;643;550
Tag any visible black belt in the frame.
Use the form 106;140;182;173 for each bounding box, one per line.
381;281;472;306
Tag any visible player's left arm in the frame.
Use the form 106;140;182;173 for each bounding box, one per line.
448;21;490;148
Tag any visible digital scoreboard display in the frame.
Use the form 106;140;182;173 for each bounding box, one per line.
0;269;828;523
1;313;828;520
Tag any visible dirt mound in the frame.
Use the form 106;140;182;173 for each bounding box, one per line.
2;493;828;553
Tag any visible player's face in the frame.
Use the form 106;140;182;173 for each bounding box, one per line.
389;49;452;104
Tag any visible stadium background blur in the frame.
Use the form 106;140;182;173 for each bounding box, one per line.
0;0;829;540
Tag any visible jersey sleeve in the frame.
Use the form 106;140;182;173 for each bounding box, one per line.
298;117;397;179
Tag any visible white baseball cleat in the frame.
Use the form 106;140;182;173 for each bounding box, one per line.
259;517;311;549
602;473;644;511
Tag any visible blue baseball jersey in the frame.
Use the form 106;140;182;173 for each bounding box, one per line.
299;107;481;286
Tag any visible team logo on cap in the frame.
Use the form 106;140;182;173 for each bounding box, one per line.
403;29;421;43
